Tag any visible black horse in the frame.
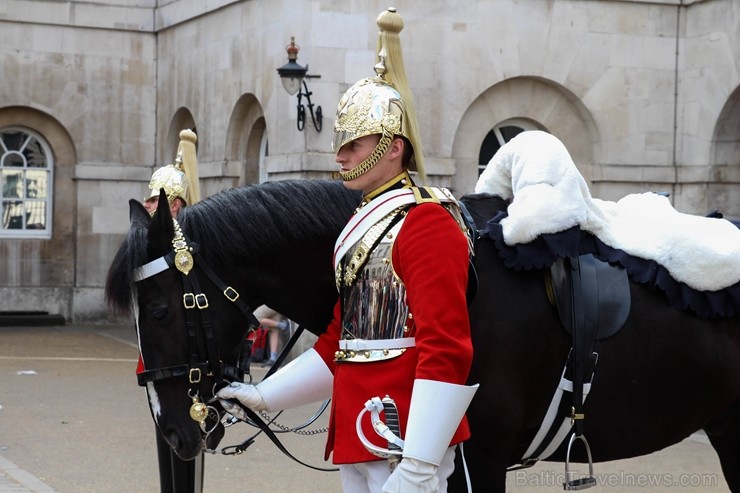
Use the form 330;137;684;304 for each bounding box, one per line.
106;179;740;492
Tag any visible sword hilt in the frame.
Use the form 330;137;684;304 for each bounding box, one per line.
382;396;402;469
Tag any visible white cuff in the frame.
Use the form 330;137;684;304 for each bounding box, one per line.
256;348;333;412
402;379;479;466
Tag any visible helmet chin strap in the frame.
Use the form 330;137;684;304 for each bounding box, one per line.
339;132;393;182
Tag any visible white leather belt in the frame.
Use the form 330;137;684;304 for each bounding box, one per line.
339;337;415;351
335;338;416;363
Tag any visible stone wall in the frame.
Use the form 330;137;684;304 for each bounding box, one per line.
0;1;156;320
0;0;738;322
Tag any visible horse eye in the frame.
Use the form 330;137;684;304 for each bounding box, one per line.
151;306;169;320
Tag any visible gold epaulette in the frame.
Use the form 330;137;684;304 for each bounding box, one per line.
410;186;475;258
411;186;442;205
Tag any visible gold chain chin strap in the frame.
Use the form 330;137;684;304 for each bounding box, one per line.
339;132;393;182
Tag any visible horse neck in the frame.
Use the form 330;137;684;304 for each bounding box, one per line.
252;238;340;334
188;223;339;335
182;181;355;334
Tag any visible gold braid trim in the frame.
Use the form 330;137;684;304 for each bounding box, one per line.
339;132;393;182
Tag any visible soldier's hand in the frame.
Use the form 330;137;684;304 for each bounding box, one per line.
382;457;439;493
216;381;267;419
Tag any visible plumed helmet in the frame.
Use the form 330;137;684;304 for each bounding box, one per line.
333;8;425;180
146;129;201;206
333;79;405;154
147;160;189;205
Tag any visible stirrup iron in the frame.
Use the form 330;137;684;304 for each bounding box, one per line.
563;433;596;490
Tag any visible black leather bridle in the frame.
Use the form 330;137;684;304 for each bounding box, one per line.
133;218;259;424
132;218;335;470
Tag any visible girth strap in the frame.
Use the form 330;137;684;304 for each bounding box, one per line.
511;356;595;470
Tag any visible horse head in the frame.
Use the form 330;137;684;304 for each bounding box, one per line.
107;190;252;459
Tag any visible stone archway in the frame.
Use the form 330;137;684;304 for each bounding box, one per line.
711;85;740;219
451;77;599;195
0;106;77;316
165;107;197;164
225;94;266;186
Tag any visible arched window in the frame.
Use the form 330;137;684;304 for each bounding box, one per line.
0;127;53;238
478;119;540;176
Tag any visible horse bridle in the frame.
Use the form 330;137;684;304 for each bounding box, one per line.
133;218;260;435
132;218;337;471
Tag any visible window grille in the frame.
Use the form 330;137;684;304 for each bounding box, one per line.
0;127;53;238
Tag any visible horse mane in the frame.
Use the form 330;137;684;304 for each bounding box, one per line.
105;179;361;315
178;179;360;263
105;215;151;315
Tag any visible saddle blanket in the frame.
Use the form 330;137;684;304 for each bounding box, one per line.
475;130;740;292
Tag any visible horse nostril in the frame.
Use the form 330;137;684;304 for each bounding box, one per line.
166;430;180;449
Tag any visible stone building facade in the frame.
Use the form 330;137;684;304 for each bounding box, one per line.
1;0;738;322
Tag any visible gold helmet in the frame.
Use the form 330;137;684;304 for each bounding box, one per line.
146;129;201;206
333;8;425;182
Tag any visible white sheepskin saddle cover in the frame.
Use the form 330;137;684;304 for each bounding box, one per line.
475;130;740;292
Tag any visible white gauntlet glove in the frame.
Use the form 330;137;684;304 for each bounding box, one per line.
382;457;439;493
377;379;478;492
216;382;267;420
216;348;333;415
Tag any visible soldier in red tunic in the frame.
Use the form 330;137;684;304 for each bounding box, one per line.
218;9;477;492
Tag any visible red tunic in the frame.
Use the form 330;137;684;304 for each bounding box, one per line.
313;202;474;464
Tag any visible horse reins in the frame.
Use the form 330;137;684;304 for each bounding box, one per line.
217;323;339;472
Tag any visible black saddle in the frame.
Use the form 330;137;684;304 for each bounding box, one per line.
549;254;631;435
550;254;630;341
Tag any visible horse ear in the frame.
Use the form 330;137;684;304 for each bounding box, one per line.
129;199;151;227
155;188;170;218
148;189;175;255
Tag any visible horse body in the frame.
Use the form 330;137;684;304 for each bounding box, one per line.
106;180;740;492
460;194;740;489
464;243;740;487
